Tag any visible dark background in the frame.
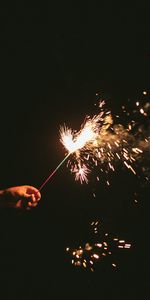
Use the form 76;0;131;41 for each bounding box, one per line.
0;2;150;299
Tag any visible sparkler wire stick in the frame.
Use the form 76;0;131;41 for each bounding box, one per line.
38;152;70;192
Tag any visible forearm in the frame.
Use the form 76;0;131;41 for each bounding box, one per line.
0;190;5;207
0;189;13;208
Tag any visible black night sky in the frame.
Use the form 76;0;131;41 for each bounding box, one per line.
0;2;150;299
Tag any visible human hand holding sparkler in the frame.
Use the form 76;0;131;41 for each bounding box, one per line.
38;115;100;191
0;185;41;209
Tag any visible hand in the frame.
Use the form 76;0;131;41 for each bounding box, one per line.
0;185;41;209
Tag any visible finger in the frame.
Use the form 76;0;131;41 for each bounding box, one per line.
22;194;32;202
22;193;36;203
25;186;41;201
30;191;41;201
28;201;38;208
36;191;41;201
32;202;38;207
15;199;22;208
31;194;36;203
30;194;40;205
25;186;40;194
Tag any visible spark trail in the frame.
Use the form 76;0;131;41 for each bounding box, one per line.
60;98;150;185
38;92;149;190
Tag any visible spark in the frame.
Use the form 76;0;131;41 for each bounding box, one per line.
140;108;146;115
143;91;147;95
72;164;90;184
132;148;143;154
112;263;117;267
93;254;99;259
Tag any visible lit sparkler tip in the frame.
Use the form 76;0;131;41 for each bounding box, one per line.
60;96;149;185
60;125;75;153
60;116;100;154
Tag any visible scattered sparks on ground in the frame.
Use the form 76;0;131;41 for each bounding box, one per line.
66;220;131;272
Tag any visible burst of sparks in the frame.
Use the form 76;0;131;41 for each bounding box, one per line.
66;220;131;272
60;98;150;184
72;163;90;184
60;114;101;153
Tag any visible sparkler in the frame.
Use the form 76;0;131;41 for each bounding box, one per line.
38;152;70;192
38;107;104;191
38;119;98;191
38;93;149;191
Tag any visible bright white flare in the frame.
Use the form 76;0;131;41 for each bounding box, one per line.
60;115;101;154
60;127;75;153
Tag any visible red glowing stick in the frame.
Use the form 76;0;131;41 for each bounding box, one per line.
38;152;70;192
